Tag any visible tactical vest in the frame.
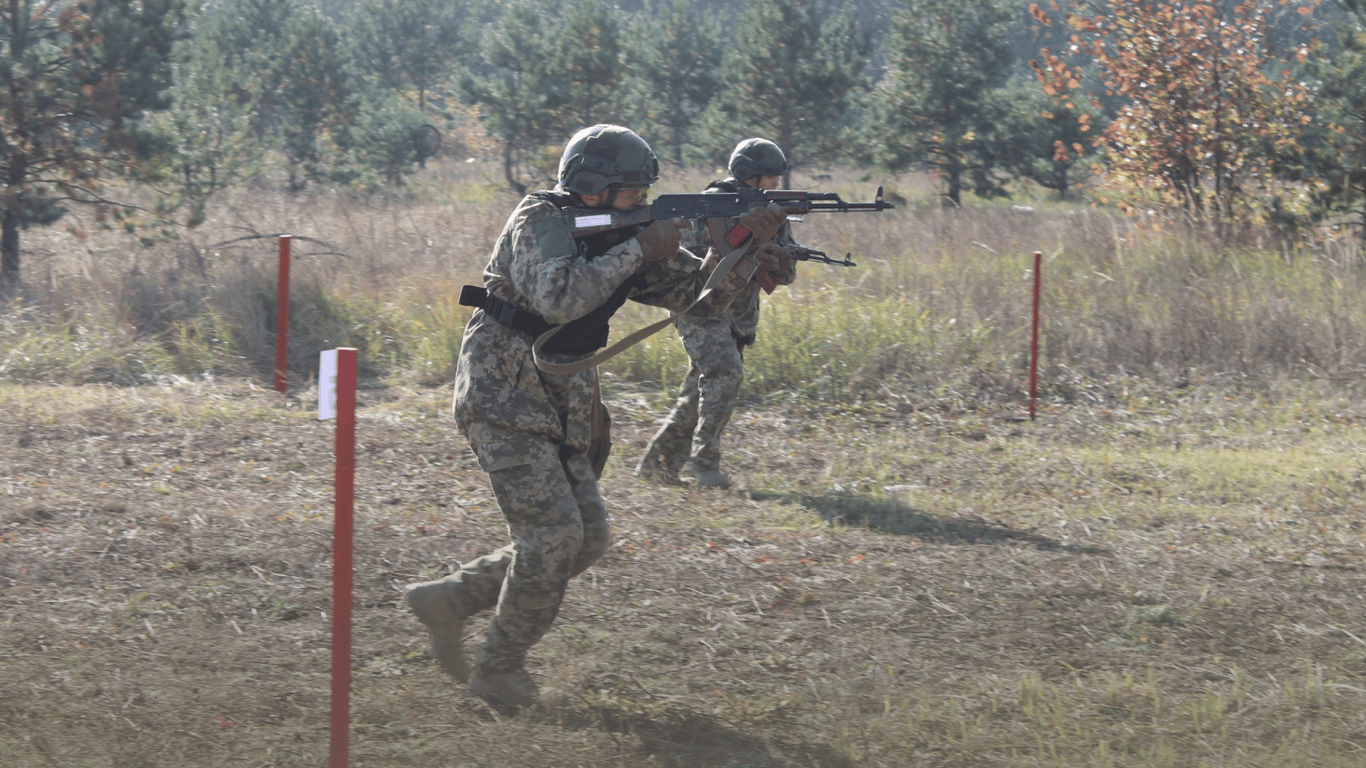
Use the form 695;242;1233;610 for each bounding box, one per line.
459;191;648;357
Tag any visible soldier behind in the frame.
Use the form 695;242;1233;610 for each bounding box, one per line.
636;138;801;489
404;125;786;714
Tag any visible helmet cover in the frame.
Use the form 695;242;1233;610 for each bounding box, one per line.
728;138;787;181
559;124;660;195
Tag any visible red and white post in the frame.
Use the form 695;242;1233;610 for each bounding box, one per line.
319;348;357;767
275;235;293;393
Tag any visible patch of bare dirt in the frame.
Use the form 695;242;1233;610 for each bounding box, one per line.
2;378;1364;767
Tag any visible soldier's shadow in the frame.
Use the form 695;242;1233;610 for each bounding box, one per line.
541;702;855;768
748;490;1108;554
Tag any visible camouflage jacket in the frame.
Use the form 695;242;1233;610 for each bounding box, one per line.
453;191;745;470
679;177;800;342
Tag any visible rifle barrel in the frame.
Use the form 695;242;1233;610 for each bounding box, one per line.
564;187;893;238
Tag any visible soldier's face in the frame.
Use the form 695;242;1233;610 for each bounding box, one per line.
580;185;649;210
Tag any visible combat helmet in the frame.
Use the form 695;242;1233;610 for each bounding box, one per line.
558;124;660;195
728;138;787;182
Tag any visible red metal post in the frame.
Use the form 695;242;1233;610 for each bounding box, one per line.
274;235;292;392
329;348;357;768
1029;251;1042;421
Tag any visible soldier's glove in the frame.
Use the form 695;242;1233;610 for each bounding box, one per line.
636;219;689;263
736;203;787;246
756;242;793;274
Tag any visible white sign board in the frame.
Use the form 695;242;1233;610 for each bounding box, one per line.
319;349;338;420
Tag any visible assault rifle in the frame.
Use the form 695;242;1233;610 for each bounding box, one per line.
791;246;856;267
740;246;858;293
562;186;894;252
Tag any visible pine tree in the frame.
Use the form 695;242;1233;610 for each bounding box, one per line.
554;0;630;130
628;0;724;165
1009;5;1112;201
193;0;295;145
998;73;1107;200
1;0;187;289
275;9;354;191
147;38;264;229
707;0;870;185
460;0;569;193
1299;0;1366;242
349;0;471;113
868;0;1016;206
182;0;436;195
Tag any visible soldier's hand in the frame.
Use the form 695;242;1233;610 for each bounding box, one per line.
636;219;690;263
736;203;786;245
756;242;793;274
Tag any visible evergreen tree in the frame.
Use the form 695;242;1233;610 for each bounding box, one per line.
868;0;1016;206
148;38;264;229
461;0;569;193
1;0;187;289
625;0;724;165
1002;9;1114;202
184;0;433;193
275;9;354;191
998;74;1107;200
1298;0;1366;242
348;0;471;113
554;0;631;130
707;0;870;185
193;0;295;144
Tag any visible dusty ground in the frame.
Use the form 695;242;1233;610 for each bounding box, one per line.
2;376;1365;767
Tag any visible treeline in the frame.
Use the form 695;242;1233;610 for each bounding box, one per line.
3;0;1366;289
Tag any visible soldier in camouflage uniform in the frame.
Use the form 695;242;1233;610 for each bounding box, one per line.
404;125;786;714
636;138;801;489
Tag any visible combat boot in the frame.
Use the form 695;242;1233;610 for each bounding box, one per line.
635;448;687;486
404;578;475;682
693;468;732;489
466;649;541;715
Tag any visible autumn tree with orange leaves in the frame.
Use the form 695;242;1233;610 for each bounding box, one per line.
1031;0;1319;234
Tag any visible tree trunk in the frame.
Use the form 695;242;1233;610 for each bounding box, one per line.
4;0;25;289
1;208;19;291
503;141;526;196
946;172;962;207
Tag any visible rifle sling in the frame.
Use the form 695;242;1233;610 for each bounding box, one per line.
531;238;753;376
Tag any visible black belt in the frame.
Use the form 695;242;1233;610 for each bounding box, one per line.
459;285;555;337
459;285;608;355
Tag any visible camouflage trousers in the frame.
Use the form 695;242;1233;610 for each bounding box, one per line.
448;428;611;674
642;316;746;473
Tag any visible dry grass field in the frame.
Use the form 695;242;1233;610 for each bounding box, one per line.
2;159;1365;767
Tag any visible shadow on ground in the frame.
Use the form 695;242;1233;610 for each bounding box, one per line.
535;702;856;768
748;490;1107;554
